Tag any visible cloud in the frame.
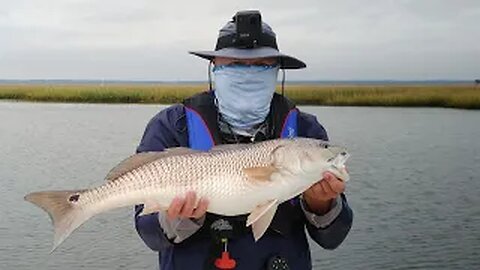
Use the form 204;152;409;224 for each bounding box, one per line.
1;0;479;80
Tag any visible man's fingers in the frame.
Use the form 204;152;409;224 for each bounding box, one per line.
166;192;209;220
323;171;345;193
326;176;345;193
323;171;336;181
303;172;346;208
305;182;323;197
192;197;209;219
180;191;197;218
167;196;184;220
320;179;334;196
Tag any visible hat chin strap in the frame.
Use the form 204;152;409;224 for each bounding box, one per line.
280;58;286;96
208;60;213;91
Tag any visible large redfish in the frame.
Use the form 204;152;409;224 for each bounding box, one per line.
25;138;349;251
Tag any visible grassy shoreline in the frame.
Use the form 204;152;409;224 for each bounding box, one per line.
1;84;479;109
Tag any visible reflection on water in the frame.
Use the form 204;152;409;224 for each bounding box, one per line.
1;102;479;269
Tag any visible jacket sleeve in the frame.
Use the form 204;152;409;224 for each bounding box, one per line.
298;111;354;250
134;104;190;251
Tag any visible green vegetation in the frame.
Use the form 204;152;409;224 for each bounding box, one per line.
0;83;479;109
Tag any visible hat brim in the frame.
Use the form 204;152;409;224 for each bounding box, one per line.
189;47;306;69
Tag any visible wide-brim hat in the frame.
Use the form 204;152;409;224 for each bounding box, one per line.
189;15;306;69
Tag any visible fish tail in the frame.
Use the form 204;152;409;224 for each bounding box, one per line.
24;190;92;252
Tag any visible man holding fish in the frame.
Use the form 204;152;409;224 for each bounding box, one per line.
23;9;352;269
135;10;353;270
24;10;353;270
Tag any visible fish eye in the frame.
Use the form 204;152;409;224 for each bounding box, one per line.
319;142;329;149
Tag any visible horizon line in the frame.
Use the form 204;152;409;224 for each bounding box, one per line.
0;79;477;83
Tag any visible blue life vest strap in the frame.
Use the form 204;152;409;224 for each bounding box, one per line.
185;107;215;151
280;109;298;139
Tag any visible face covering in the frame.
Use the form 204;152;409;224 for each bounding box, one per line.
213;64;279;134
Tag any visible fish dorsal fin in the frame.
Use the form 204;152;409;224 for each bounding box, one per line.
243;165;278;182
163;147;200;155
105;152;166;182
105;148;199;182
209;143;251;153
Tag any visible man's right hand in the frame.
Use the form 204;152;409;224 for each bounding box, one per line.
167;191;209;220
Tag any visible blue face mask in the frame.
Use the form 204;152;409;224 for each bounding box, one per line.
213;64;279;133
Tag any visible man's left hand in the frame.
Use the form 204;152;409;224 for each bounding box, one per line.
303;172;345;215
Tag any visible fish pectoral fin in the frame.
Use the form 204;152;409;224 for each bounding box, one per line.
247;200;279;241
243;165;278;182
140;200;166;216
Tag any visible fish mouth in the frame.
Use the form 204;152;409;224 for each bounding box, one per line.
328;151;350;182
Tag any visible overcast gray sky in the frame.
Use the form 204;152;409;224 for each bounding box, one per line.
1;0;479;80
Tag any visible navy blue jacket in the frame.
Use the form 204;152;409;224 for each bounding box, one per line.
135;104;353;270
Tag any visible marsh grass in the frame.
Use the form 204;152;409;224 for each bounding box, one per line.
0;83;479;109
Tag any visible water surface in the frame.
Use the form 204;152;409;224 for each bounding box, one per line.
1;102;479;269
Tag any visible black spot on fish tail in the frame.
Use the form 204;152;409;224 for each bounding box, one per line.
69;194;80;202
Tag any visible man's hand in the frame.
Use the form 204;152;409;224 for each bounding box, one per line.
167;191;209;220
303;172;345;215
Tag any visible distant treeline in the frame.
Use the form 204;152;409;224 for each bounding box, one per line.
0;84;479;109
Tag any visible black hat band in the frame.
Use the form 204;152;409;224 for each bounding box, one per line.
215;33;278;51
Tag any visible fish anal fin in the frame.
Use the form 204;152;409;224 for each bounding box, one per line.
243;165;277;182
247;199;278;226
105;148;199;182
247;200;278;241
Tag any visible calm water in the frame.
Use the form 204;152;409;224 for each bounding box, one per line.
1;102;479;269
